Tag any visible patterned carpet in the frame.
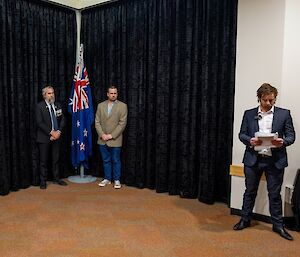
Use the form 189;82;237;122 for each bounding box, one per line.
0;180;299;257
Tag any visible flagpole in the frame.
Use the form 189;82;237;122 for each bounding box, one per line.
80;164;84;178
67;43;97;184
68;164;96;183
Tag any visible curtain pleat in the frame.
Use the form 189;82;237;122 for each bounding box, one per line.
82;0;238;204
0;0;76;195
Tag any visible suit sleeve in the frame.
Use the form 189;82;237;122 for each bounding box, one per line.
283;110;295;147
58;115;65;132
57;103;65;132
238;111;252;147
95;104;105;137
110;104;128;139
36;104;51;135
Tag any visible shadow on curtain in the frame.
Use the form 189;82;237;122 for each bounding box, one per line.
0;0;76;195
81;0;238;204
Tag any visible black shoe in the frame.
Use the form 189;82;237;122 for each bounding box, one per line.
272;226;293;241
53;179;68;186
233;219;251;230
40;183;47;189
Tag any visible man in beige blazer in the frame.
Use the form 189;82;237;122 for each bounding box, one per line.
95;85;128;189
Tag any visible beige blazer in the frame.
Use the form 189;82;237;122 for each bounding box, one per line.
95;100;128;147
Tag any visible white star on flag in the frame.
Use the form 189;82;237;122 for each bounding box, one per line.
80;143;85;151
77;120;80;127
83;129;88;137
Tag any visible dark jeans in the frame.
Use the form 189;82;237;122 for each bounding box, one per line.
99;145;121;181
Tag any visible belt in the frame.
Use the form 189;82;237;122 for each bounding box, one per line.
258;154;271;158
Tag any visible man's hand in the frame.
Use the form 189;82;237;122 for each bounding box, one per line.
101;134;113;141
250;137;262;146
50;130;61;141
271;138;284;148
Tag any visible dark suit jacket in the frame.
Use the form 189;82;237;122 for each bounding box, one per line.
239;106;295;169
36;101;65;143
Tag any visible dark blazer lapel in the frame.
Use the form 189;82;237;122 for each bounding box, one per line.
43;102;52;127
254;107;259;133
271;106;278;132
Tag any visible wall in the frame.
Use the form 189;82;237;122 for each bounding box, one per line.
281;0;300;183
44;0;111;9
232;0;286;165
231;0;300;216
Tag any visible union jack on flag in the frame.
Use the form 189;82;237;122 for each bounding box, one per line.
71;65;91;112
69;46;94;168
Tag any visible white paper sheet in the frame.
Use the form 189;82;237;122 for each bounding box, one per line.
254;132;278;151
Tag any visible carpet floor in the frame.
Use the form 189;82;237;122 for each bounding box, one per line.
0;179;299;257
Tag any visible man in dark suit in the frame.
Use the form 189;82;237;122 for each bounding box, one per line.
36;85;68;189
233;83;295;240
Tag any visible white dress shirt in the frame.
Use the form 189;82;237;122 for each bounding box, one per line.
258;106;274;156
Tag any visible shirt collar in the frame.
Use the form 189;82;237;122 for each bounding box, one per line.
44;100;55;109
44;100;50;107
108;100;118;104
258;105;274;114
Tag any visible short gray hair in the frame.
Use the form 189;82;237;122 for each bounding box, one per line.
42;85;54;96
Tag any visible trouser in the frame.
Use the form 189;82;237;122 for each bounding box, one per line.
241;156;284;227
38;141;60;183
99;145;121;181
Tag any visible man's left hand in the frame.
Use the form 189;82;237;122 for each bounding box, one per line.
102;134;112;141
50;130;61;141
271;138;284;147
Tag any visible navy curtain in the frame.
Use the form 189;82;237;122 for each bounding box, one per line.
0;0;76;195
82;0;238;203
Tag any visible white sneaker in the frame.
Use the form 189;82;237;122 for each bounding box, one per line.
114;180;121;189
98;179;111;187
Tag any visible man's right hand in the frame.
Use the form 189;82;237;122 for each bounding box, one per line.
50;130;61;140
250;137;262;146
101;134;112;141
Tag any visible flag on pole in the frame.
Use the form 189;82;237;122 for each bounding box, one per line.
69;45;94;168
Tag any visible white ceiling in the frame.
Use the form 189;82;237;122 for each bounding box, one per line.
44;0;114;10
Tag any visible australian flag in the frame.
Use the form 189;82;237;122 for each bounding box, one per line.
69;48;94;168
